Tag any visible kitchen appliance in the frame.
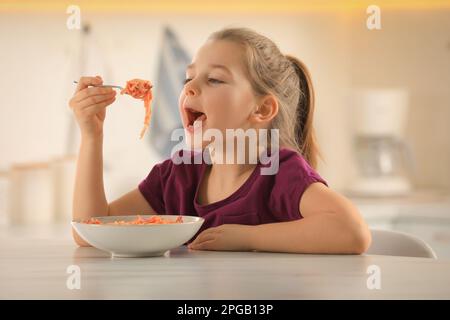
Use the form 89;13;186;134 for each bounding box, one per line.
349;89;415;196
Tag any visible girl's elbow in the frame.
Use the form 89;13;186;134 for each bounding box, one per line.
342;205;372;254
350;224;372;254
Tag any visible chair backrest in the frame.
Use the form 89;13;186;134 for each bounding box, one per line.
366;229;437;259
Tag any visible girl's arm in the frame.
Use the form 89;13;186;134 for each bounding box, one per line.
72;135;108;221
188;183;371;254
70;76;156;247
71;135;157;246
71;135;108;246
251;183;372;254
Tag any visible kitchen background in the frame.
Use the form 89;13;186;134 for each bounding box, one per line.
1;1;449;257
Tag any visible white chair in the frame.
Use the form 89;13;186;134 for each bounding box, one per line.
366;229;437;259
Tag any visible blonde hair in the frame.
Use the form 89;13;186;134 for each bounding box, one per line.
208;27;322;169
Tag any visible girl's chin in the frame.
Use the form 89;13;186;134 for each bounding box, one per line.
184;139;209;151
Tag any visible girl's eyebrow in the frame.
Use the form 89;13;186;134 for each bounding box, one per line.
186;63;232;75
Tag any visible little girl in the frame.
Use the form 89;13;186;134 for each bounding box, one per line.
69;27;371;254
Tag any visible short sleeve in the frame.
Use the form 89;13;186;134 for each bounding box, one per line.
269;151;328;221
138;158;174;214
291;172;328;219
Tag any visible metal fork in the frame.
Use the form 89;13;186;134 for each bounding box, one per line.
73;80;123;90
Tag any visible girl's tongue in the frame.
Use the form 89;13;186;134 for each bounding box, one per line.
194;113;207;126
189;113;207;130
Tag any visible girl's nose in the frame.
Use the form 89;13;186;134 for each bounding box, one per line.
184;82;198;96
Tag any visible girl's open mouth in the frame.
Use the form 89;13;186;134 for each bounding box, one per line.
185;108;207;133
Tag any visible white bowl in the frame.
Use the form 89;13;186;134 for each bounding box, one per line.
71;215;204;257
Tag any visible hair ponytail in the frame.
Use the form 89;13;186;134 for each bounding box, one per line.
285;55;321;169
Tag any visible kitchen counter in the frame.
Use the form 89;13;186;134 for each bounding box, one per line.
1;225;450;299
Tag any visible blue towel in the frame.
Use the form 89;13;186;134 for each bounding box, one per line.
148;26;192;158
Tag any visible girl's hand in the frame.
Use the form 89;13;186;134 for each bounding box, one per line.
188;224;256;251
69;76;117;139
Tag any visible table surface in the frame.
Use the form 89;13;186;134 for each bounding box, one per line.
1;225;450;299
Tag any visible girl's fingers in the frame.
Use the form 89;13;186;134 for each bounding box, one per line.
191;232;216;245
189;227;220;245
200;226;219;235
193;228;214;240
81;97;116;117
190;240;216;250
74;86;115;102
75;76;103;93
76;92;116;109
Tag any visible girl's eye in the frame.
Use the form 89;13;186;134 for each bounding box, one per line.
208;78;223;84
183;78;224;85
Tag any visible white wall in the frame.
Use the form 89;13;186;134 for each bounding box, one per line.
0;10;449;202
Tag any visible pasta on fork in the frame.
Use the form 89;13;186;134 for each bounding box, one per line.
121;79;153;139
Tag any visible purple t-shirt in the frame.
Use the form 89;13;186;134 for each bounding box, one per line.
138;148;328;242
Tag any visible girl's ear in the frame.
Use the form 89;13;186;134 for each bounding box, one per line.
250;94;278;124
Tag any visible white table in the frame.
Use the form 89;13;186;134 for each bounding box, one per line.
1;225;450;299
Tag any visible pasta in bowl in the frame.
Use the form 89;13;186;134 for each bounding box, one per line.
72;215;204;257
